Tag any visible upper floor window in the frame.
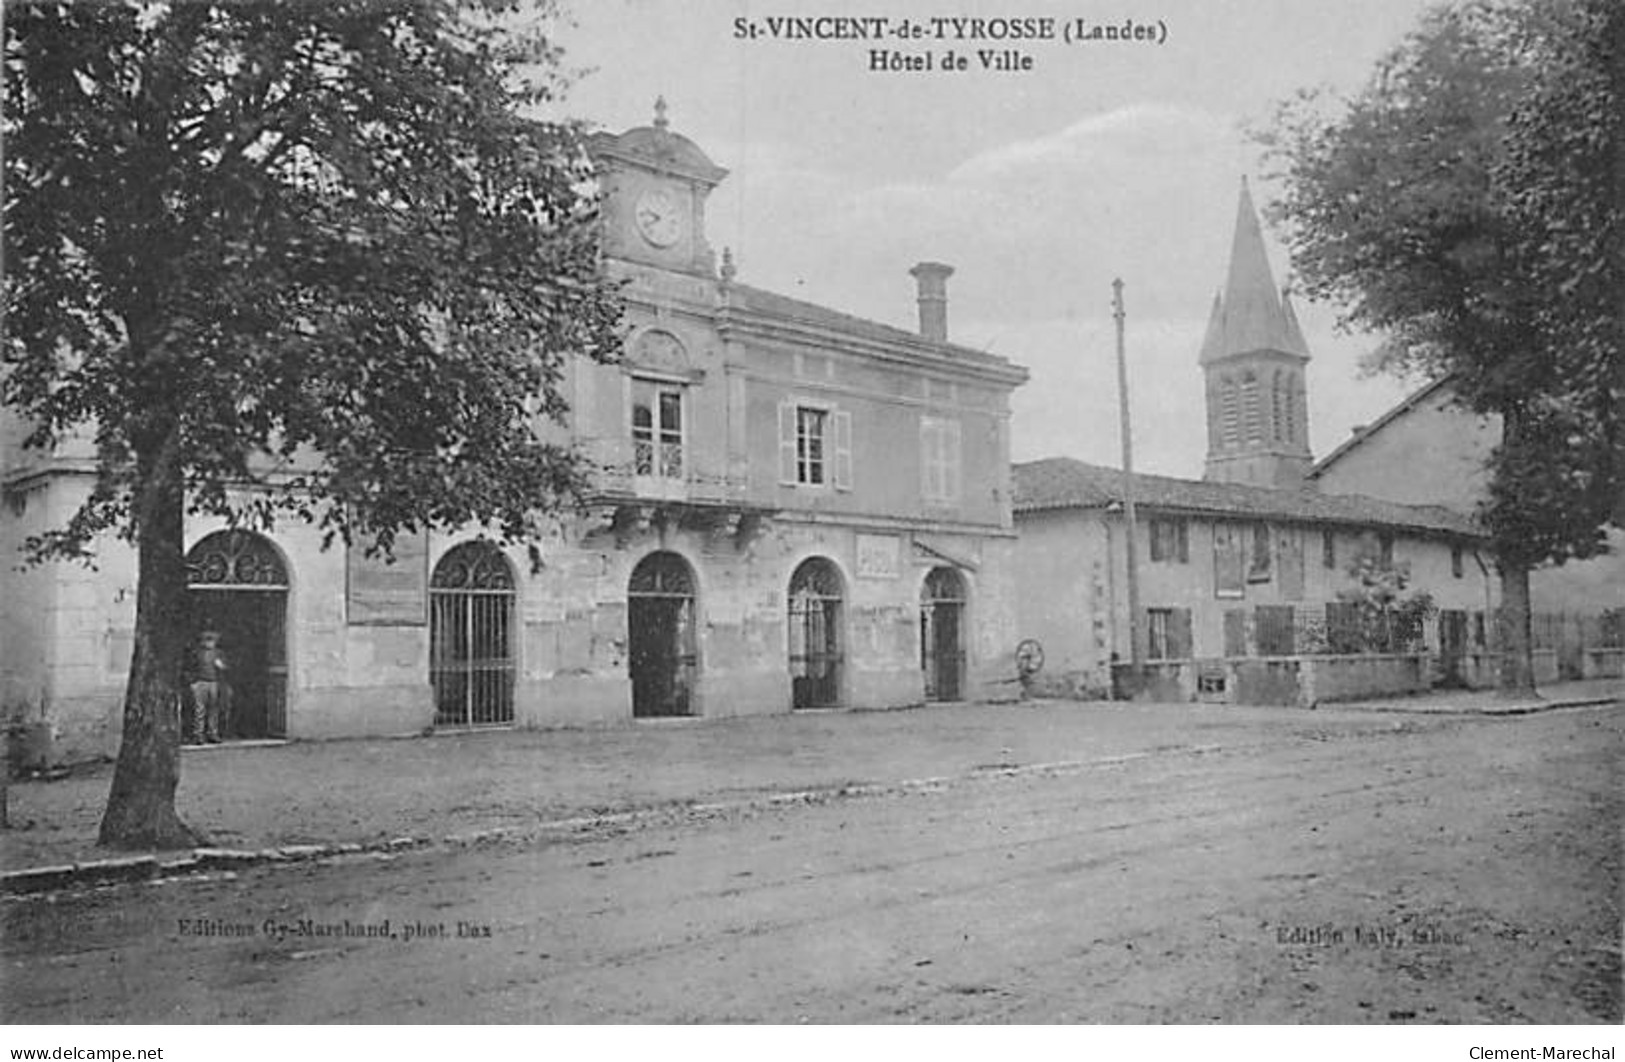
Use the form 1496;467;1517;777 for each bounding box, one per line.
1214;522;1244;598
631;378;683;479
1149;517;1189;563
1379;532;1395;568
797;406;827;485
1247;522;1272;583
920;416;962;504
1452;545;1464;578
1322;529;1336;569
779;399;852;490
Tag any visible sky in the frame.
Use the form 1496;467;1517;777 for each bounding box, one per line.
541;0;1446;479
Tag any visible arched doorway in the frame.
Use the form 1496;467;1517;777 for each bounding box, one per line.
920;567;967;702
186;530;289;740
430;542;516;727
628;551;697;718
788;557;844;709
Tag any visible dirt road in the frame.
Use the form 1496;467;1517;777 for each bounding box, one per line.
3;705;1619;1023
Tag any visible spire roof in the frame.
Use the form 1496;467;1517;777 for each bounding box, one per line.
1198;178;1310;364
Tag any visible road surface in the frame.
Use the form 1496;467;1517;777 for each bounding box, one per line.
3;704;1619;1022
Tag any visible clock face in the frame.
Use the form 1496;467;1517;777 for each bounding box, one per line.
634;188;682;248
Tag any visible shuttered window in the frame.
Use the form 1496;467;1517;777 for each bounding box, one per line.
778;400;852;490
920;416;961;504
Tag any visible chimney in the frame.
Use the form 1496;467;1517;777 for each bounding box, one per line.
909;261;954;343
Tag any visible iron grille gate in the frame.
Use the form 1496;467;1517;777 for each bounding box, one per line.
920;567;966;702
789;558;843;709
431;543;516;727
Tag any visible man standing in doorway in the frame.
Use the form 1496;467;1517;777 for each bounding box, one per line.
191;630;230;744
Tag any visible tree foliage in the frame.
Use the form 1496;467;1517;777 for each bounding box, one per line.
3;0;622;846
1331;550;1435;655
1257;0;1621;690
6;0;622;556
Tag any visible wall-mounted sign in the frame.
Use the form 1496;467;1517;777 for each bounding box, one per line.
347;530;429;626
855;533;901;579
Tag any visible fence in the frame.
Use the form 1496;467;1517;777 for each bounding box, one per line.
1231;604;1622;663
1116;604;1623;704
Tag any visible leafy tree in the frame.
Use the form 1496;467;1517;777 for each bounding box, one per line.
1257;0;1622;693
3;1;622;847
1330;549;1435;655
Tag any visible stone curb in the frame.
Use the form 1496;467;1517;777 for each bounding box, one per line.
0;740;1229;898
1332;694;1620;716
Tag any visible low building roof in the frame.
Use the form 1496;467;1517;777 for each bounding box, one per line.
1013;456;1482;539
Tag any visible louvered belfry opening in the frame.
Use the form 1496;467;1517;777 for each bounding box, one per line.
430;541;516;727
628;551;698;718
788;557;844;709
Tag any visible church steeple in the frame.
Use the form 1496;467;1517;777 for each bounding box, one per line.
1201;178;1313;488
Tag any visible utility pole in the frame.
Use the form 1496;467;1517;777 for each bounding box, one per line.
1113;278;1144;674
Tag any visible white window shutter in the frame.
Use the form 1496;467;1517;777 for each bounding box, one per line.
919;418;933;499
778;400;797;484
833;409;853;490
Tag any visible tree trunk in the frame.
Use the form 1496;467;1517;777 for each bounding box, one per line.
1496;562;1537;696
97;443;206;849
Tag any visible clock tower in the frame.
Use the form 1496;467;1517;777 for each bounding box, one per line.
589;98;728;277
1200;178;1314;489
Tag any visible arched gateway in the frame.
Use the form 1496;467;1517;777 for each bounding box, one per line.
920;567;967;702
788;557;844;709
628;551;698;717
186;530;289;740
430;541;516;726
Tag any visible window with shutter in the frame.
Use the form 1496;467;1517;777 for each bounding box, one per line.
783;400;842;488
1146;608;1173;661
797;406;827;485
920;416;961;504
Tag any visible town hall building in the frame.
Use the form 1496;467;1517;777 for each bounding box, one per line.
1;104;1029;766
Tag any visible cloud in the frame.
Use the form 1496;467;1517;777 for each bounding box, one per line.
947;103;1233;185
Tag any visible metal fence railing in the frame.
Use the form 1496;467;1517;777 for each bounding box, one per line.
1224;604;1622;660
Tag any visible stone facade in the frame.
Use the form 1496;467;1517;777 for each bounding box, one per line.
0;109;1028;766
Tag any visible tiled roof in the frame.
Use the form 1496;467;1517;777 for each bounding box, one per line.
1013;456;1483;538
727;282;1024;377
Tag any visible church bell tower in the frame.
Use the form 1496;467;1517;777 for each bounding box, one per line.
1200;179;1313;489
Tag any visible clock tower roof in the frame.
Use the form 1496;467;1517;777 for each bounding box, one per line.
589;98;728;187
